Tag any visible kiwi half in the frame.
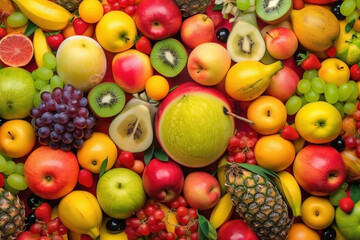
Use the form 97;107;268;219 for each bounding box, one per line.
88;82;126;118
255;0;292;24
150;38;188;78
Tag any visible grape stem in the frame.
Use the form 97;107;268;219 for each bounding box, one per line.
223;107;254;125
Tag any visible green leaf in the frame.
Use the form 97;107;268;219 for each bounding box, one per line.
144;143;154;165
169;85;178;93
198;214;217;240
346;19;356;33
296;52;309;66
0;64;3;69
99;157;108;179
154;148;168;161
213;3;223;10
350;182;360;203
44;31;61;37
236;163;280;188
24;21;38;37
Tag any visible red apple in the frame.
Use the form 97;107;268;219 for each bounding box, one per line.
180;14;215;49
24;146;79;200
183;171;221;210
265;66;300;102
142;158;184;202
293;145;347;196
134;0;182;40
218;219;259;240
265;27;298;60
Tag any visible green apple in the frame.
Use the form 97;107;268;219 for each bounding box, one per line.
335;200;360;240
0;67;36;120
96;168;146;219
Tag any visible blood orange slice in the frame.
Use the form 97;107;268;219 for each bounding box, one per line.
0;32;34;67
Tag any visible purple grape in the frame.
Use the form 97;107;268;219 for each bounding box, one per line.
56;103;67;113
60;142;72;152
65;121;75;132
31;118;37;129
72;89;83;100
35;118;44;128
83;129;93;139
73;129;84;139
62;91;72;103
57;112;69;124
46;99;57;111
41;91;52;102
50;131;61;142
85;115;96;129
30;108;42;118
49;141;60;150
68;99;79;107
74;116;87;129
54;123;65;134
38;126;51;138
78;107;89;118
63;84;74;93
66;106;77;118
79;97;88;107
41;112;54;125
62;131;73;144
73;139;84;149
37;102;48;113
38;137;50;146
52;87;63;103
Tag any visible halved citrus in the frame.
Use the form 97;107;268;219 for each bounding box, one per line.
0;32;34;67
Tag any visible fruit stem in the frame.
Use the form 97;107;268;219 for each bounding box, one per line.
266;32;274;39
7;131;14;140
223;107;254;125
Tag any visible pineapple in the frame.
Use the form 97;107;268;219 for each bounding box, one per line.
174;0;212;17
0;188;26;240
225;163;293;240
54;0;83;12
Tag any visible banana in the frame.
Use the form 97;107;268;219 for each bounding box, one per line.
12;0;73;31
274;171;302;217
33;28;52;67
58;190;103;239
217;155;228;195
209;193;234;229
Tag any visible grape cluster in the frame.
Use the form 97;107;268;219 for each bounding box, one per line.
0;152;27;195
31;52;64;107
343;102;360;156
103;0;138;16
339;0;360;24
285;69;359;117
30;85;96;152
226;130;259;165
29;217;68;240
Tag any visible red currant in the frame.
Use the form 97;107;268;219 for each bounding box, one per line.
357;101;360;110
246;158;257;165
227;154;235;163
58;225;68;235
107;0;117;3
234;152;246;163
147;215;158;225
128;218;141;229
136;209;147;220
354;110;360;121
30;222;43;235
153;209;165;220
110;2;121;10
339;197;355;213
229;136;240;147
52;235;63;240
245;150;255;159
345;136;357;149
170;200;180;209
188;208;197;218
145;203;156;216
189;232;198;240
46;219;60;234
179;215;191;225
138;223;151;236
177;206;188;217
166;232;176;240
356;145;360;157
103;4;112;14
119;0;128;7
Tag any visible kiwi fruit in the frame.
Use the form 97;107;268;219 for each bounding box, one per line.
150;38;188;78
255;0;292;24
88;82;126;118
226;20;266;62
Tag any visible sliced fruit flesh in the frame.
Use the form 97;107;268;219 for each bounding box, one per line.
0;34;33;67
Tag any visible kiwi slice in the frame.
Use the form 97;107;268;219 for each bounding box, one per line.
150;38;188;78
88;82;126;118
255;0;292;24
226;20;266;62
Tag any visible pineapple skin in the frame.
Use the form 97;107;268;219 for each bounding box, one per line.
54;0;83;12
225;163;293;240
173;0;212;17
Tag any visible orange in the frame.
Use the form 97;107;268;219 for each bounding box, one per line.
254;134;295;172
287;223;320;240
79;0;104;24
62;22;94;39
0;32;33;67
145;75;170;100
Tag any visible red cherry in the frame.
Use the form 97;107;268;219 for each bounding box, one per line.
0;173;4;188
118;151;135;168
339;197;355;213
103;4;112;14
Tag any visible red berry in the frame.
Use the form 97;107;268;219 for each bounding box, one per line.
350;63;360;81
52;235;63;240
147;215;158;225
245;150;255;159
356;145;360;158
357;101;360;110
153;209;165;220
124;5;136;16
174;226;187;237
345;136;357;149
107;0;117;3
73;18;89;35
34;202;52;223
128;218;141;229
118;151;135;168
38;237;51;240
110;2;121;10
189;232;198;240
227;154;235;163
78;169;94;188
166;232;176;240
103;4;112;14
179;215;191;225
58;225;68;235
0;173;4;188
145;203;156;216
178;196;187;207
177;206;188;217
136;209;147;220
119;0;128;7
127;0;136;4
234;152;246;163
188;208;198;218
135;36;152;55
170;200;180;209
0;28;7;40
229;136;240;147
246;158;257;165
30;222;43;234
139;223;151;236
339;197;355;213
354;110;360;121
46;33;64;50
189;221;198;232
46;219;60;234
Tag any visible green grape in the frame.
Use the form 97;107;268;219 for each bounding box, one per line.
14;163;24;176
0;156;7;173
324;83;339;104
50;75;64;90
347;80;359;101
311;77;326;94
40;85;52;94
339;82;353;101
297;79;312;94
3;161;16;176
341;0;357;16
304;89;319;102
329;189;347;206
301;96;309;106
3;179;19;195
33;91;41;108
34;79;48;90
285;95;302;115
31;69;38;80
346;10;359;23
7;173;27;191
302;69;318;80
43;52;57;70
0;151;11;162
36;67;53;81
333;102;345;118
357;0;360;10
6;12;28;28
344;102;357;114
236;0;250;10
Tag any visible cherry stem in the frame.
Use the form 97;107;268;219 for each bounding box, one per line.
7;131;14;140
223;107;254;125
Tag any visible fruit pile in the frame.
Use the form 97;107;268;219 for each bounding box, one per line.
2;0;360;239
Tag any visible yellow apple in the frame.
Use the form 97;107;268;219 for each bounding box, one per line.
295;101;342;144
77;132;118;173
0;120;36;158
95;11;137;53
187;42;231;86
301;196;335;230
318;58;350;87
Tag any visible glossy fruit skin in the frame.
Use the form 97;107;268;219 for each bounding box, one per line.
331;1;346;20
27;194;44;210
339;197;355;213
46;33;64;50
301;196;335;230
216;28;230;42
217;219;259;240
321;226;337;240
330;135;346;152
106;218;126;233
287;223;320;240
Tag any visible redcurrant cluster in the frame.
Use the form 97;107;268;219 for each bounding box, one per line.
343;102;360;156
226;130;259;164
103;0;138;16
29;217;67;240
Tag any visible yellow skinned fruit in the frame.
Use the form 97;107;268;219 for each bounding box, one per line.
209;193;234;229
147;200;178;234
225;60;283;101
99;217;128;240
33;28;52;67
50;206;68;240
217;156;228;195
